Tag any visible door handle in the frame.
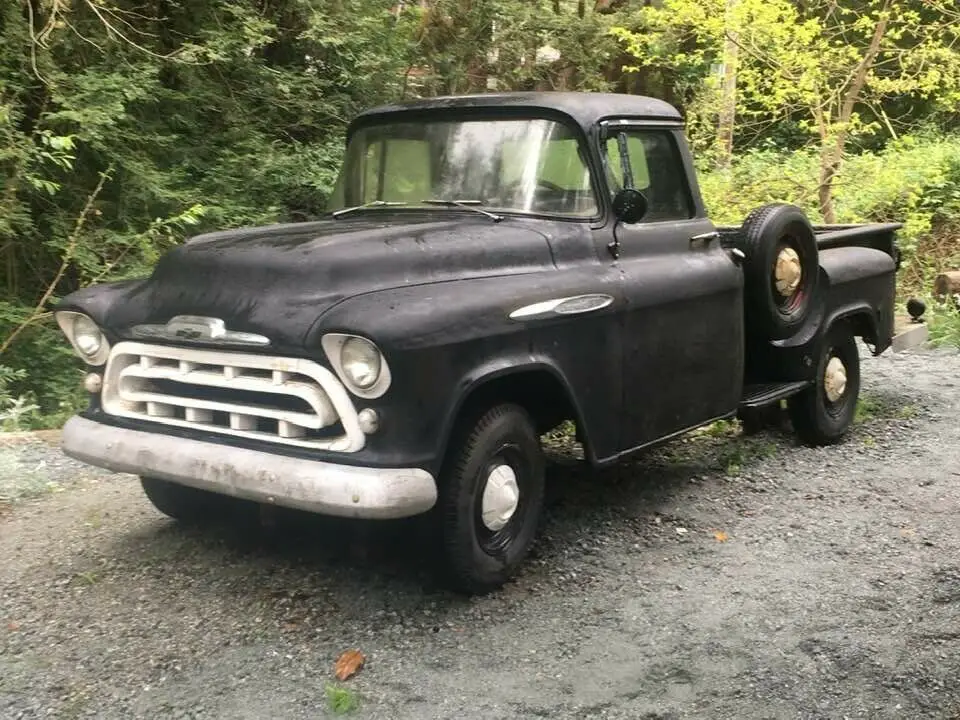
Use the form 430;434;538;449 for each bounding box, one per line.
690;230;720;246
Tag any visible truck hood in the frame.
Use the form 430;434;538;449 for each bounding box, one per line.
97;215;555;348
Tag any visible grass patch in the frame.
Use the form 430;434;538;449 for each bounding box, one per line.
73;570;99;586
0;446;63;504
855;392;920;424
719;437;779;476
855;395;885;424
325;684;360;715
692;418;741;439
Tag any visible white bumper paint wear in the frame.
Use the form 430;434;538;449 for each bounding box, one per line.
61;415;437;519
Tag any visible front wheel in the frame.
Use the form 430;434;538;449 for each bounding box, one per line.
788;322;861;446
140;476;228;524
437;403;545;594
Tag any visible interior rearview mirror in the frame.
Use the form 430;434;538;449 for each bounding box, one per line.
612;188;647;224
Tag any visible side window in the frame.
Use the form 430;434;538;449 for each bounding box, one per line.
604;129;693;222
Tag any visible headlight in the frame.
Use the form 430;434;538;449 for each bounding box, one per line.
54;311;110;366
340;337;381;389
73;315;103;358
320;333;391;398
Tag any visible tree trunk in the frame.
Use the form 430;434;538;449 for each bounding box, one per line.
817;140;842;223
933;271;960;305
716;0;739;169
816;1;891;224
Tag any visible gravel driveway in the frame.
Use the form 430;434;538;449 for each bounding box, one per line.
2;344;960;720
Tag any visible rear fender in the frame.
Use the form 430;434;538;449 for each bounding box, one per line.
825;303;882;352
819;245;896;354
746;246;894;382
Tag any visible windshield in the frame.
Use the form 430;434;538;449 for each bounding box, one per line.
328;117;599;218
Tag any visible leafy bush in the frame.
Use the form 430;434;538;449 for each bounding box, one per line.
699;133;960;299
928;302;960;348
0;326;86;431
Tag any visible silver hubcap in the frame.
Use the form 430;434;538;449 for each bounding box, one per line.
481;464;520;531
775;247;802;297
824;356;847;402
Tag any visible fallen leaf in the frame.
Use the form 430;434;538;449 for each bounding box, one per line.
713;530;729;543
334;649;365;681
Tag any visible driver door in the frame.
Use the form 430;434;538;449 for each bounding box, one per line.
602;123;745;452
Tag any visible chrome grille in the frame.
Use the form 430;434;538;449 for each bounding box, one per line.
101;342;365;451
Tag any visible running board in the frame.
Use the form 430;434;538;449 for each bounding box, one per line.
739;380;811;409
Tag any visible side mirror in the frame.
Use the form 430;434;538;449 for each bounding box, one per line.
612;188;647;224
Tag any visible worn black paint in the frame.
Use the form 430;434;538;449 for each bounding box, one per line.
58;92;900;475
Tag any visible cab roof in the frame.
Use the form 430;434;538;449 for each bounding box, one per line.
349;91;684;134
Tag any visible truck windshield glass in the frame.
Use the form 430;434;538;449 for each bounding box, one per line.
328;118;598;218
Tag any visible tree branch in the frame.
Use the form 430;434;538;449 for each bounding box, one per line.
0;167;113;358
839;0;891;125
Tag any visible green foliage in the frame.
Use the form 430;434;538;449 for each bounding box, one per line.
699;132;960;297
324;683;360;715
612;0;960;155
0;364;36;432
928;304;960;348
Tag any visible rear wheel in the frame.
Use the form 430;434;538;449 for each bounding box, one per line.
139;476;227;524
437;403;545;594
788;323;860;445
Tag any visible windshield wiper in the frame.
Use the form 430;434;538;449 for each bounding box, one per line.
331;200;407;217
420;198;503;222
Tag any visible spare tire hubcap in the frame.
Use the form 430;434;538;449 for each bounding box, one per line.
775;246;802;297
824;356;847;402
481;464;520;531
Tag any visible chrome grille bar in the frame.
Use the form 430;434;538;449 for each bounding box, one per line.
101;342;365;452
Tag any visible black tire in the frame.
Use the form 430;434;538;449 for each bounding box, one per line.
739;203;819;341
787;322;860;446
437;403;545;594
139;476;226;524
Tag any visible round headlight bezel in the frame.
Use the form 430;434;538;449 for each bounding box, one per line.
321;333;391;399
54;311;110;366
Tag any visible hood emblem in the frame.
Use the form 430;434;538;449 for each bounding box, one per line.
131;315;271;346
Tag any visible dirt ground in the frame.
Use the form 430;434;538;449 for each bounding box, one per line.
2;344;960;719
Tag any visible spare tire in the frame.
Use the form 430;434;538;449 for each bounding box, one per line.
738;203;819;341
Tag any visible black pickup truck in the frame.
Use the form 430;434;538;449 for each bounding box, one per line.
55;92;902;593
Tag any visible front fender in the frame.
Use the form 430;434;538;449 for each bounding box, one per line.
433;354;592;463
311;272;624;472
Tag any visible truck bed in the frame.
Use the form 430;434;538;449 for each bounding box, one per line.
718;221;903;263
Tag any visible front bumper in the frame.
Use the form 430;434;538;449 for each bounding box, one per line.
61;415;437;519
